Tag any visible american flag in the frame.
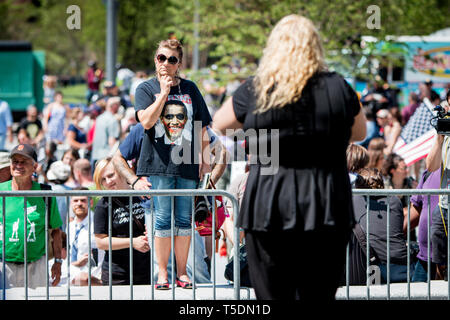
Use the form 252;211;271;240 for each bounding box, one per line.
393;98;437;166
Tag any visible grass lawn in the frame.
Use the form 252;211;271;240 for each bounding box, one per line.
58;84;87;105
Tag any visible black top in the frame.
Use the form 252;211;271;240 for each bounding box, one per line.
352;195;408;265
134;77;212;181
18;118;42;139
232;72;360;232
94;196;150;284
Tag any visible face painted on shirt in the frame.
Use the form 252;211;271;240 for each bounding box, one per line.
161;104;187;142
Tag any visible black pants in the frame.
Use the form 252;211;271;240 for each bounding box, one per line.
431;205;448;265
245;227;350;300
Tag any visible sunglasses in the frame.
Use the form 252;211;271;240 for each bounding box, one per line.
164;113;185;121
157;54;179;65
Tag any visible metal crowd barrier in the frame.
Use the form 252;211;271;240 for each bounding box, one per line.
346;189;450;300
0;189;241;300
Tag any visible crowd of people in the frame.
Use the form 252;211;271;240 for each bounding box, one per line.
347;86;450;285
0;37;242;291
0;13;449;301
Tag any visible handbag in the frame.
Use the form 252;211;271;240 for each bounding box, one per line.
194;178;227;239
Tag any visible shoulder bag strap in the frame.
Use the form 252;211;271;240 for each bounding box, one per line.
352;223;379;263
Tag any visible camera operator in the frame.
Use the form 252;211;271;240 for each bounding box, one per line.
425;89;450;281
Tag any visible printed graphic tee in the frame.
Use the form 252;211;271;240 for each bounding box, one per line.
134;77;212;181
0;181;62;263
93;196;150;284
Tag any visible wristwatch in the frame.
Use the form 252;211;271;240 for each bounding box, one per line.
54;258;63;264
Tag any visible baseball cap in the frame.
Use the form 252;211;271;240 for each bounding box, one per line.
0;151;10;169
88;104;102;116
46;161;71;181
10;144;37;162
103;81;116;89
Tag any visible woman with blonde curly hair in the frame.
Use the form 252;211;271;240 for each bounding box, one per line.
212;14;366;300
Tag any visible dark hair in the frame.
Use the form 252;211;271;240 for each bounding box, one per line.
161;100;187;118
63;148;80;162
355;168;385;189
72;186;89;191
382;153;404;177
430;90;440;103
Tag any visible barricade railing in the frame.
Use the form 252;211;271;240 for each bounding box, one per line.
0;189;242;300
347;189;450;300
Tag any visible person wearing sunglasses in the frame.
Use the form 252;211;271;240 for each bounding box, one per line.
134;39;212;290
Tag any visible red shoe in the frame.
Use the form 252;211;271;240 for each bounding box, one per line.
155;281;170;290
176;277;193;289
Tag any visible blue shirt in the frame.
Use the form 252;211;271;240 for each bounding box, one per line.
0;100;13;135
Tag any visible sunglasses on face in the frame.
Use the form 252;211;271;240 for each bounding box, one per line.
164;113;185;121
157;54;179;65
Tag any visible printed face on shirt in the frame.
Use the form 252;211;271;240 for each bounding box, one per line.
161;104;187;143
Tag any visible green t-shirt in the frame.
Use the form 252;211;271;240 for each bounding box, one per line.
0;181;62;263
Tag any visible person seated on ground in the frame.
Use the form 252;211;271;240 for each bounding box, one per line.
346;143;369;187
351;168;414;284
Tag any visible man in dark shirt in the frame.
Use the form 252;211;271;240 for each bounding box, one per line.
18;105;44;148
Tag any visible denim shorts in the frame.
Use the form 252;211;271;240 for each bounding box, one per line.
146;175;197;238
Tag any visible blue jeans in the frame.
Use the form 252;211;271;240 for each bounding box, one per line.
147;175;197;237
411;259;436;282
378;263;415;283
144;208;211;284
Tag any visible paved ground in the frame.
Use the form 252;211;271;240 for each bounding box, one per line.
4;281;450;300
1;283;256;300
335;280;450;300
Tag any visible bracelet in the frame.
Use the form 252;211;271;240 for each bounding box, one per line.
131;177;140;189
54;258;63;264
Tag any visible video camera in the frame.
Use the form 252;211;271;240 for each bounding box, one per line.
432;105;450;135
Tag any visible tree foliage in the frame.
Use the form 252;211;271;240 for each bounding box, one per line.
0;0;447;79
